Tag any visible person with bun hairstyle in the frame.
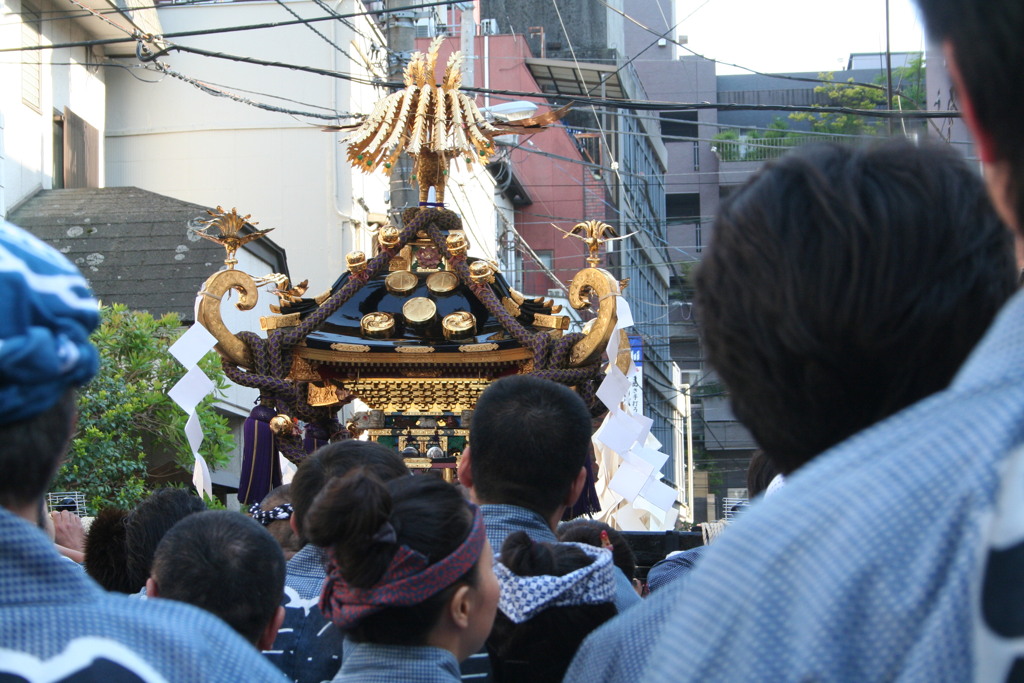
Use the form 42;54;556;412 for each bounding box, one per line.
488;531;617;682
557;519;640;594
305;471;499;682
267;440;409;682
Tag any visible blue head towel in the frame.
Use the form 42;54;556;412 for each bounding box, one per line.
0;219;99;424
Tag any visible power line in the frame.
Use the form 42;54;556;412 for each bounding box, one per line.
597;0;920;103
2;0;461;52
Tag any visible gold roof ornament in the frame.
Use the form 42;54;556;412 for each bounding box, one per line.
190;206;274;269
194;40;620;493
558;220;637;268
344;36;571;205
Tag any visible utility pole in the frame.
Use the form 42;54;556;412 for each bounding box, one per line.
386;0;417;220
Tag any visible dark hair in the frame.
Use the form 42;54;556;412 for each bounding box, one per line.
746;451;780;499
305;471;478;645
0;391;76;510
151;510;286;645
695;142;1016;474
124;488;207;592
488;531;617;683
290;440;408;539
915;1;1024;228
470;375;592;517
256;484;302;558
557;519;637;581
85;508;133;593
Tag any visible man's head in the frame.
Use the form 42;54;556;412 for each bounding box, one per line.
914;1;1024;231
124;488;207;592
696;142;1016;474
289;440;408;540
250;484;302;561
148;510;286;649
464;375;592;519
0;220;99;515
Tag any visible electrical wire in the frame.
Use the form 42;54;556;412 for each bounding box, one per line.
597;0;914;101
2;0;461;53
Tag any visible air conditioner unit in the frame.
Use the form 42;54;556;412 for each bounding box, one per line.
547;288;564;298
479;18;499;36
414;18;435;38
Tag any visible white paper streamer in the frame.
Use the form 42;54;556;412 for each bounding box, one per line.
590;296;679;531
169;316;217;500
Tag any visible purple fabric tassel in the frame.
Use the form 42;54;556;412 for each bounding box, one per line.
238;404;281;505
563;458;601;520
303;421;330;455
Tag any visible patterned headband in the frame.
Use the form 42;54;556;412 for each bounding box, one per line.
494;542;616;624
320;504;486;631
248;501;293;525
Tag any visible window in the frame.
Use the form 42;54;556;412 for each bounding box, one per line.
660;111;698;139
666;193;700;222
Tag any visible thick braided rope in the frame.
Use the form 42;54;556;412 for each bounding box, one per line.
424;215;605;396
279;209;434;349
222;206;607;419
221;210;434;424
429;218;550;364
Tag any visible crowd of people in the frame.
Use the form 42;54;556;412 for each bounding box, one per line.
3;1;1024;680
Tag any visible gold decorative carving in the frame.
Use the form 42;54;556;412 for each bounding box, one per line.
403;297;437;325
346;251;367;274
446;233;469;257
361;312;396;338
314;289;333;304
308;383;342;407
288;356;321;381
532;313;570;330
507;287;527;305
459;342;498;353
190;206;274;269
385;270;418;295
502;297;521;317
404;458;433;469
330;343;370;352
269;414;295;436
568;267;621;366
378;226;401;249
442;311;476;340
295;345;531;367
395;345;435;354
427;271;459;294
400;368;444;378
469;261;495;285
196;268;258;368
347;377;491;413
260;313;301;330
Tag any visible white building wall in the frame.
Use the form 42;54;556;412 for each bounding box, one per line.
0;0;106;215
105;0;388;292
106;0;501;293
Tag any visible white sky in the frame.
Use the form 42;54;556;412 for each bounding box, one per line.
672;0;928;75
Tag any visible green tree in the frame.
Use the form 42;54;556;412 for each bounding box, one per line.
789;72;887;135
52;304;234;513
881;54;926;111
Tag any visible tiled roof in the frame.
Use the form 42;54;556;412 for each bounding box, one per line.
10;187;287;321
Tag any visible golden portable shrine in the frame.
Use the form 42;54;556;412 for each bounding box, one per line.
193;38;625;503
